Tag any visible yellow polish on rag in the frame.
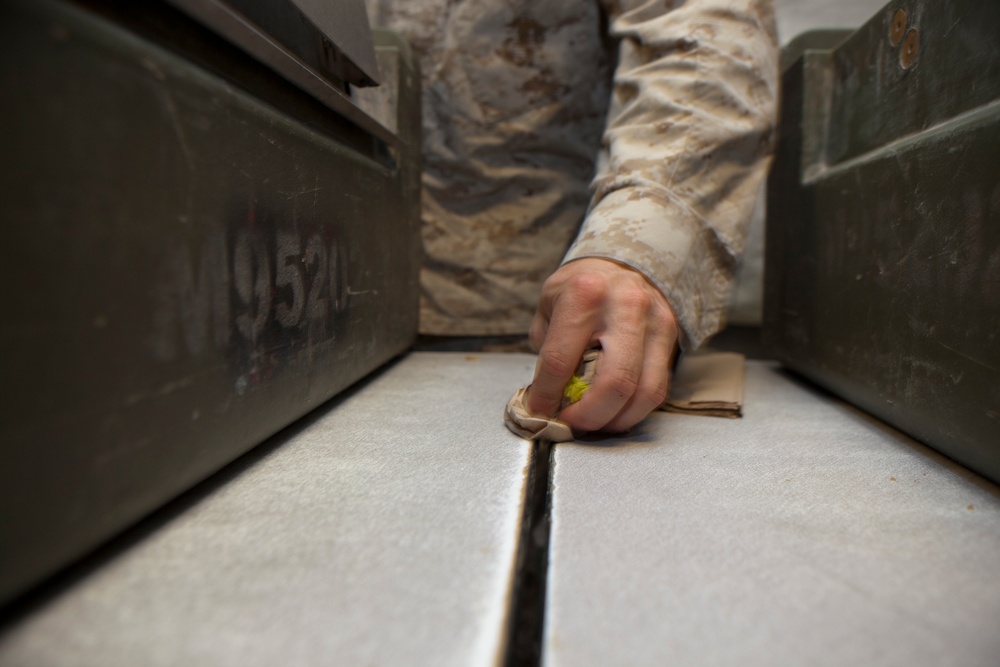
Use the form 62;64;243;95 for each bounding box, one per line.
563;375;590;404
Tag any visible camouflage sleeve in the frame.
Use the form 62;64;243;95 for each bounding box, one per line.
563;0;779;350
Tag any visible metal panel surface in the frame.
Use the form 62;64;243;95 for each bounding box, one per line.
287;0;380;83
0;0;420;605
763;1;1000;483
0;353;536;667
156;0;394;147
543;362;1000;667
166;0;380;88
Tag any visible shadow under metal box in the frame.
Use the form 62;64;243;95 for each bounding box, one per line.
0;0;421;605
764;1;1000;483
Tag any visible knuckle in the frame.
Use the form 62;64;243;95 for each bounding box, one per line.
565;273;609;307
607;368;641;399
538;349;577;380
620;287;652;313
651;305;678;336
646;381;669;408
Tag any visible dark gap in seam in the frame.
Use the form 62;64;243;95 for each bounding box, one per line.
503;439;554;667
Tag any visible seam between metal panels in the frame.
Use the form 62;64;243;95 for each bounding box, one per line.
503;439;554;667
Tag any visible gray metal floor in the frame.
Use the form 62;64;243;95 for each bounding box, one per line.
2;354;998;666
544;362;1000;667
0;353;536;667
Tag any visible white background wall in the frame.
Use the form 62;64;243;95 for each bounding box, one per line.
775;0;891;44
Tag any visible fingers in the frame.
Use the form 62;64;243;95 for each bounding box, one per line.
599;290;678;431
557;296;646;431
527;257;680;434
602;326;676;432
526;279;601;417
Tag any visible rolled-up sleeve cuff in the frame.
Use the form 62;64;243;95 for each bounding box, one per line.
562;187;734;351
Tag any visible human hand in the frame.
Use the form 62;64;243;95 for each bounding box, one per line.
527;257;680;433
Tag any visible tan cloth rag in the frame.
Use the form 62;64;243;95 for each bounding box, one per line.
504;350;744;441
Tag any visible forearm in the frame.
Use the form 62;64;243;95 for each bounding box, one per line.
568;0;779;350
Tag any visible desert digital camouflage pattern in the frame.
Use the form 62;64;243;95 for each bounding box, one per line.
364;0;777;349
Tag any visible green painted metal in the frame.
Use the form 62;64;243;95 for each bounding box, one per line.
765;1;1000;483
0;0;421;605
